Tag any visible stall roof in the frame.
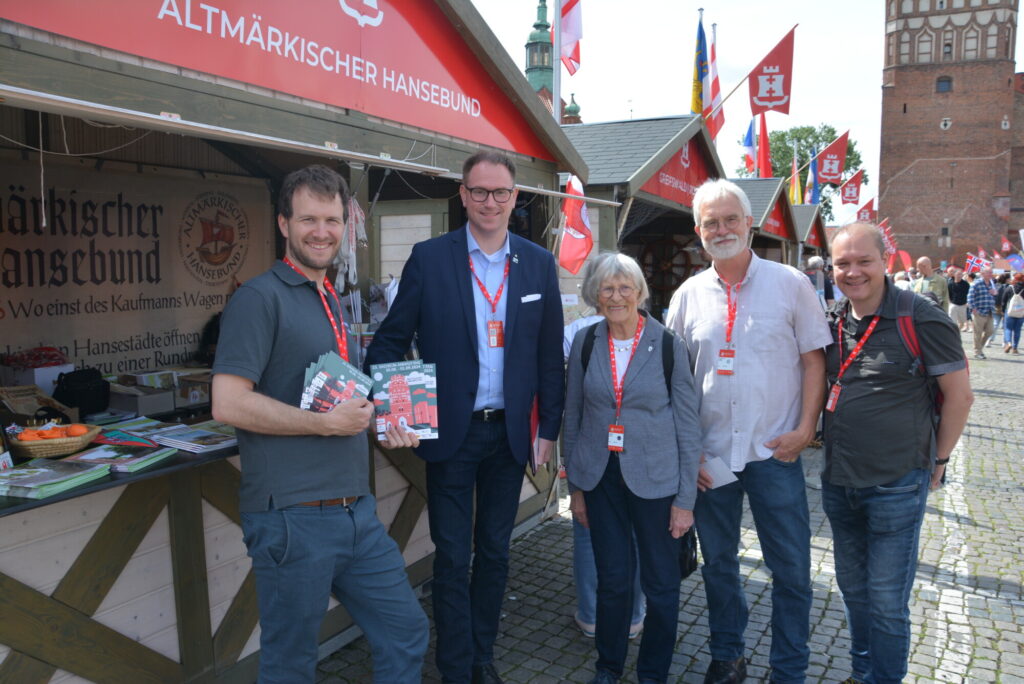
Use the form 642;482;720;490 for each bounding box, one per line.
731;177;798;242
1;0;588;181
561;115;717;194
791;204;828;249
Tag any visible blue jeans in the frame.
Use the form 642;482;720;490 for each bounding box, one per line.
573;519;646;626
1005;315;1023;349
425;419;524;683
695;456;811;684
822;468;930;684
584;455;681;683
241;495;428;683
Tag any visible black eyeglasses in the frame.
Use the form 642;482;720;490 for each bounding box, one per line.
465;187;514;203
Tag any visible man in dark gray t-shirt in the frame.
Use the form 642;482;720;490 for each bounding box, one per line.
212;165;427;683
823;223;972;684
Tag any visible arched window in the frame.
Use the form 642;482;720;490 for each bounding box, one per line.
900;32;912;64
964;27;979;59
918;31;934;62
987;24;998;58
936;76;953;92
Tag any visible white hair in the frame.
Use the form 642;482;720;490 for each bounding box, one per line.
580;252;650;310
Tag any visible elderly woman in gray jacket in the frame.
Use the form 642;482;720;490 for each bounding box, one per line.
564;252;702;684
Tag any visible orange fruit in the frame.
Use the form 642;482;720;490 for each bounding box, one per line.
17;431;41;441
66;424;89;437
39;428;65;439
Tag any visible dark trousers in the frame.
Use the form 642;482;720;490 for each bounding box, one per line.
425;419;524;683
584;454;681;683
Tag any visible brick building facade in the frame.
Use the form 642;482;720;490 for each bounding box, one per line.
879;0;1020;266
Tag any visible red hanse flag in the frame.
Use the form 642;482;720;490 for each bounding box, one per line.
703;25;725;140
1001;235;1015;254
879;218;897;255
560;0;582;75
839;169;864;205
977;246;988;259
816;131;849;185
757;113;772;178
558;175;593;274
856;198;876;223
748;26;796;116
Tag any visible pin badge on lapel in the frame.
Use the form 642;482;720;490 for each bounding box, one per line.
512;254;519;264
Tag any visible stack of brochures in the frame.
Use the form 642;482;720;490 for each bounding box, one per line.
369;360;439;440
301;351;373;413
0;459;110;499
106;416;183;437
151;420;237;453
64;443;179;473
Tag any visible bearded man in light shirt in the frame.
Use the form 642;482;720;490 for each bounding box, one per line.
665;179;832;684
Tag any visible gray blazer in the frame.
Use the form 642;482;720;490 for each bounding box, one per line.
563;315;702;510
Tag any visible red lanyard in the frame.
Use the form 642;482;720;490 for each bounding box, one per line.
836;315;880;382
467;255;510;315
723;280;741;344
607;317;645;420
282;257;349;363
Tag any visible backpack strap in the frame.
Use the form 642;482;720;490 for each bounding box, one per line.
895;288;924;375
580;321;674;402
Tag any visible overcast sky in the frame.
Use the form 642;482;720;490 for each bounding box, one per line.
471;0;1022;225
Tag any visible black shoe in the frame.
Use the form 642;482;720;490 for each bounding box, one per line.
587;669;619;684
704;656;746;684
471;663;503;684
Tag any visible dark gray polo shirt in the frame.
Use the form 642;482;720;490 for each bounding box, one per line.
213;260;369;512
823;280;966;488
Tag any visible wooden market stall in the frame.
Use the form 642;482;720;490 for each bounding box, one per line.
0;1;589;681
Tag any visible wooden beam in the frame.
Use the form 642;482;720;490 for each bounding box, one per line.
212;570;259;672
0;478;170;682
385;486;427;551
377;447;427;499
168;470;216;682
0;572;181;682
199;459;243;526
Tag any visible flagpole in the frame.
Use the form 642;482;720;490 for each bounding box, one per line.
552;0;561;124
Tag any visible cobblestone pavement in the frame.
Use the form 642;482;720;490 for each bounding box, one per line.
317;330;1024;683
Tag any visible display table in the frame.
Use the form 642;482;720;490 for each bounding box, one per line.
0;449;272;683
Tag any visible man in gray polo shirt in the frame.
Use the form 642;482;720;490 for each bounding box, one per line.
824;222;972;684
212;165;428;683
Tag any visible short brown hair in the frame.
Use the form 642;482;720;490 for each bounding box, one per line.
278;165;349;222
462;151;516;182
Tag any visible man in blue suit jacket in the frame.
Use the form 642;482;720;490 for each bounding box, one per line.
366;151;564;684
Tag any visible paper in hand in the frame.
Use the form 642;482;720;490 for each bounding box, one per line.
702;456;739;489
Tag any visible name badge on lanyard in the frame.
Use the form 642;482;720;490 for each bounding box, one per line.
826;314;880;413
607;317;645;453
469;255;509;349
717;280;741;376
607;424;625;452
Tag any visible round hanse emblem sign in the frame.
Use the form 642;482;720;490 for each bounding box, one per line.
178;192;250;285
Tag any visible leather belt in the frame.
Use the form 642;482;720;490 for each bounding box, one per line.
296;496;358;508
471;408;505;422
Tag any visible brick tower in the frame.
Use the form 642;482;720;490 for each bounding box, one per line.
879;0;1019;266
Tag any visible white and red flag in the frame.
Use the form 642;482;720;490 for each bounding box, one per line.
816;131;849;185
879;218;897;255
703;24;725;140
558;175;593;274
748;27;796;116
1001;235;1015;254
839;169;863;205
856;198;876;222
560;0;582;75
977;246;988;259
757;113;772;178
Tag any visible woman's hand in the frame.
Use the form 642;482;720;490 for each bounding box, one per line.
669;506;694;539
570;491;589;528
379;425;420;450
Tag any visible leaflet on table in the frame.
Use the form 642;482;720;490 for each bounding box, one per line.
151;424;238;453
65;443;178;473
0;459;110;499
301;351;373;413
369;360;439;440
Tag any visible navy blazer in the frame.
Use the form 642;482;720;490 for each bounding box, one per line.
365;226;565;464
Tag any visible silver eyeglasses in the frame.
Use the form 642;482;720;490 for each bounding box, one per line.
700;215;744;232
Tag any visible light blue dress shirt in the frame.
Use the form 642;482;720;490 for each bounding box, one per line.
466;228;510;411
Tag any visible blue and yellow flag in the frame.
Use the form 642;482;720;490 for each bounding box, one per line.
691;19;709;116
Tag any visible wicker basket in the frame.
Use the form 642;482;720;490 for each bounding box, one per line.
8;425;102;460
